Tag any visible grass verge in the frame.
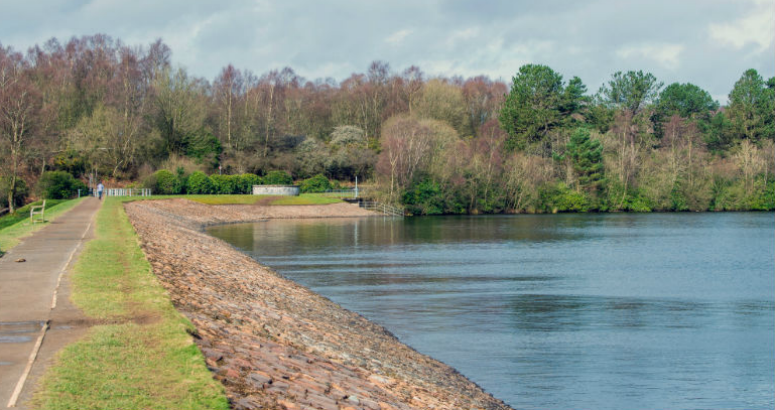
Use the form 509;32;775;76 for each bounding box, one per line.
270;193;345;205
31;197;229;410
0;199;70;230
176;193;345;206
171;194;264;205
0;198;84;255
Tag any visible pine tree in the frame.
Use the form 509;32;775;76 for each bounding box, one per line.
566;127;604;192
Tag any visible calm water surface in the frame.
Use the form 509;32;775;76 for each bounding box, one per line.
208;213;775;410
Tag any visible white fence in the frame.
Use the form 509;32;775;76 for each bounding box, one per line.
103;188;152;197
360;201;404;217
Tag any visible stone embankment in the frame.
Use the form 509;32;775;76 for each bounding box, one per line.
125;199;511;410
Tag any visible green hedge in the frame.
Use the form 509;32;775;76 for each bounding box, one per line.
187;171;214;194
38;171;88;200
144;170;180;195
210;175;239;195
263;170;293;185
142;169;297;195
236;174;262;194
299;174;332;193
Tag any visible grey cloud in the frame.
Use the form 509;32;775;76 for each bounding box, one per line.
1;0;771;103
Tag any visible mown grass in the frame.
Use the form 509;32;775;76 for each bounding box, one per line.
0;198;83;255
177;193;346;206
270;193;345;205
32;198;229;410
0;199;70;230
174;194;264;205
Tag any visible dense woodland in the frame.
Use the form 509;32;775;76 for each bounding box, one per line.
1;35;773;214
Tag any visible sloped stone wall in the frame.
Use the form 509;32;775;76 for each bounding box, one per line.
124;199;511;410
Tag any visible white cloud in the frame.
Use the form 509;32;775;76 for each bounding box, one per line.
708;5;773;51
446;27;479;47
616;43;685;70
386;29;412;45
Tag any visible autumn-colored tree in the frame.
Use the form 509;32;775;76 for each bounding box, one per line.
1;34;772;214
462;76;507;137
412;79;468;135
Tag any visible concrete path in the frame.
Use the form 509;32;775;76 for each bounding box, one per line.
0;198;101;409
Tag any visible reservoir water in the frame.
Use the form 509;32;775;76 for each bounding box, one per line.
208;213;775;410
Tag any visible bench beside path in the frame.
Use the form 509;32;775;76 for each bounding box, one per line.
0;198;101;409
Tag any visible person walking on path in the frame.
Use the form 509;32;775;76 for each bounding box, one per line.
97;181;104;200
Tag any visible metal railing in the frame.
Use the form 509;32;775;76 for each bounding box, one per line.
104;188;152;197
360;201;404;217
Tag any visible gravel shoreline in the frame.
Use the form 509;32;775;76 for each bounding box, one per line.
125;199;512;410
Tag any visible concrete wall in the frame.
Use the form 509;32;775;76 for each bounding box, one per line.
252;185;300;196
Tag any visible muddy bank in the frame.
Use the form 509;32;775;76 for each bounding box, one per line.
125;199;511;410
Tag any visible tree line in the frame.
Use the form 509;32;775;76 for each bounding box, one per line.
1;34;772;214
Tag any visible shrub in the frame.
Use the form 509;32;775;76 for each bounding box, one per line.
0;177;29;209
236;174;262;194
545;182;590;212
174;167;189;194
300;174;332;193
263;170;293;185
37;171;87;200
51;150;87;178
183;132;222;167
402;179;445;215
144;169;180;195
187;171;214;194
210;175;239;194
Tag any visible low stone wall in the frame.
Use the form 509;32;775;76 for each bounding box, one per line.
124;199;511;410
253;185;300;196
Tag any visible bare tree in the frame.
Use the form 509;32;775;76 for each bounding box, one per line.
376;116;433;202
0;46;41;213
212;64;244;151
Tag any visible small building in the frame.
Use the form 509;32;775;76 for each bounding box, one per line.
252;185;300;196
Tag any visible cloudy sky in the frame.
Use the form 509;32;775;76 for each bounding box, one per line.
1;0;772;103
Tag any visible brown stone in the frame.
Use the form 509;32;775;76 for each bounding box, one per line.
124;199;513;410
277;400;301;410
248;371;273;387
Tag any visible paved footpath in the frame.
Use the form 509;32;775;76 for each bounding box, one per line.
0;198;101;409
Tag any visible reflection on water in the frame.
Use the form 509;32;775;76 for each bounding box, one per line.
208;213;775;410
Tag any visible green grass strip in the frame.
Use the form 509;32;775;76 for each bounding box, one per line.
172;194;265;205
0;198;84;255
32;198;229;410
270;193;344;205
0;199;70;230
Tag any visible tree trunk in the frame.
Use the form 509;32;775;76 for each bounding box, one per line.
264;84;275;157
7;175;15;214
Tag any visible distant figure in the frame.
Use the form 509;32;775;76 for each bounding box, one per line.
97;181;105;200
